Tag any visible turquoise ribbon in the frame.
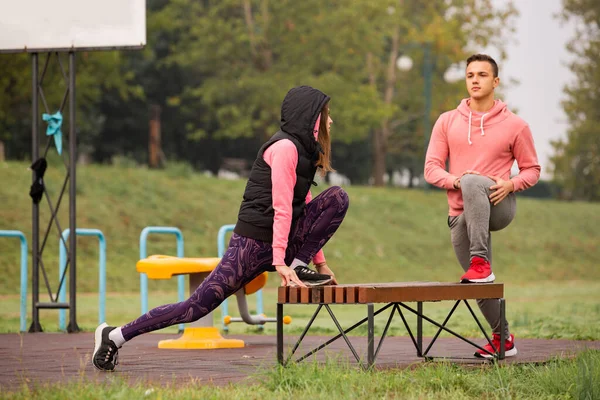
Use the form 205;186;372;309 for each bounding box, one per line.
42;111;63;155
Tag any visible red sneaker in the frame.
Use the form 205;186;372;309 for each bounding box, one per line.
475;333;518;359
460;256;495;283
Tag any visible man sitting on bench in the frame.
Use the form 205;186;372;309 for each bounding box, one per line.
424;54;541;358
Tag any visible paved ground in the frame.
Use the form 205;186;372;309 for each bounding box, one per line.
1;332;598;391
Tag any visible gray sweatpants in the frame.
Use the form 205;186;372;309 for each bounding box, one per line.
448;174;516;337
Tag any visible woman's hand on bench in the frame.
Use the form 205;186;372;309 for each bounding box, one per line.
315;262;338;285
275;265;307;287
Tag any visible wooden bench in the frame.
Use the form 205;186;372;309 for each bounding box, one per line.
276;282;506;368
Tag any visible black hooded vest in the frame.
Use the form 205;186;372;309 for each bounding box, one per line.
234;86;330;242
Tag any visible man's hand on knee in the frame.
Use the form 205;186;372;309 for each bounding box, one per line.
454;170;481;189
488;175;515;205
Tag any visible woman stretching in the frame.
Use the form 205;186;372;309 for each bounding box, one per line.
93;86;350;371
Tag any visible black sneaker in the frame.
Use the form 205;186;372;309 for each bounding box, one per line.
292;265;333;287
92;323;120;371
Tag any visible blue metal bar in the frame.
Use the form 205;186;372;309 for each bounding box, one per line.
217;224;234;331
139;226;185;332
218;223;266;331
0;230;28;332
256;288;264;317
58;229;106;330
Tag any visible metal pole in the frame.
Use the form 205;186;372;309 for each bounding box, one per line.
138;226;185;332
59;229;107;330
99;233;106;324
30;53;42;333
499;298;506;360
67;51;79;333
218;224;234;331
0;231;29;332
367;303;374;368
417;301;423;356
422;43;433;191
277;303;284;365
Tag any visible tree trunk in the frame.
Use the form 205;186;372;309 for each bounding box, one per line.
370;5;401;187
367;52;386;187
243;0;272;71
149;104;163;169
242;0;258;59
373;129;386;186
0;141;4;162
259;0;272;69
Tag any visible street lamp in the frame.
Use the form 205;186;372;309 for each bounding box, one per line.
444;62;466;84
396;48;463;189
396;55;413;72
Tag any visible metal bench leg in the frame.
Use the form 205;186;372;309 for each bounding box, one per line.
367;303;374;368
277;303;284;365
294;303;393;365
499;298;506;360
398;302;494;358
422;300;461;357
417;302;423;357
396;304;423;357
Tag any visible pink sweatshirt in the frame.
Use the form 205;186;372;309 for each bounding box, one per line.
263;136;326;267
425;99;541;216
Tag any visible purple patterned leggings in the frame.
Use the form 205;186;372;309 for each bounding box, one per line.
121;186;349;341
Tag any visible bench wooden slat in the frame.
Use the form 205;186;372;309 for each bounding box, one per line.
277;286;288;303
346;287;357;303
334;286;345;303
300;287;310;303
323;287;334;303
278;282;503;304
289;287;299;303
312;288;324;303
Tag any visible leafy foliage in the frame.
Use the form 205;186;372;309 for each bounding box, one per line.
1;1;518;185
551;0;600;201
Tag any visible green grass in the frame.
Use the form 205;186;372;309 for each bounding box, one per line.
1;160;599;336
1;160;599;296
1;160;599;398
3;350;600;399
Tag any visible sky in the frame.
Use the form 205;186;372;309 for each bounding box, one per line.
486;0;577;179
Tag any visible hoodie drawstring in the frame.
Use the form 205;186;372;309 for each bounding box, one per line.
480;113;487;137
467;111;488;145
467;112;472;145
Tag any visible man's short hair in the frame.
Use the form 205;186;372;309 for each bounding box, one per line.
466;54;499;77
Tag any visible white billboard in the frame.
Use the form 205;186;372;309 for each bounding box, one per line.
0;0;146;53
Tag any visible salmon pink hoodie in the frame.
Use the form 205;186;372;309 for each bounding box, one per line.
425;99;541;216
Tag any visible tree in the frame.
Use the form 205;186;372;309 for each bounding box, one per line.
363;0;518;185
0;0;518;183
551;0;600;201
0;54;31;160
156;0;517;184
